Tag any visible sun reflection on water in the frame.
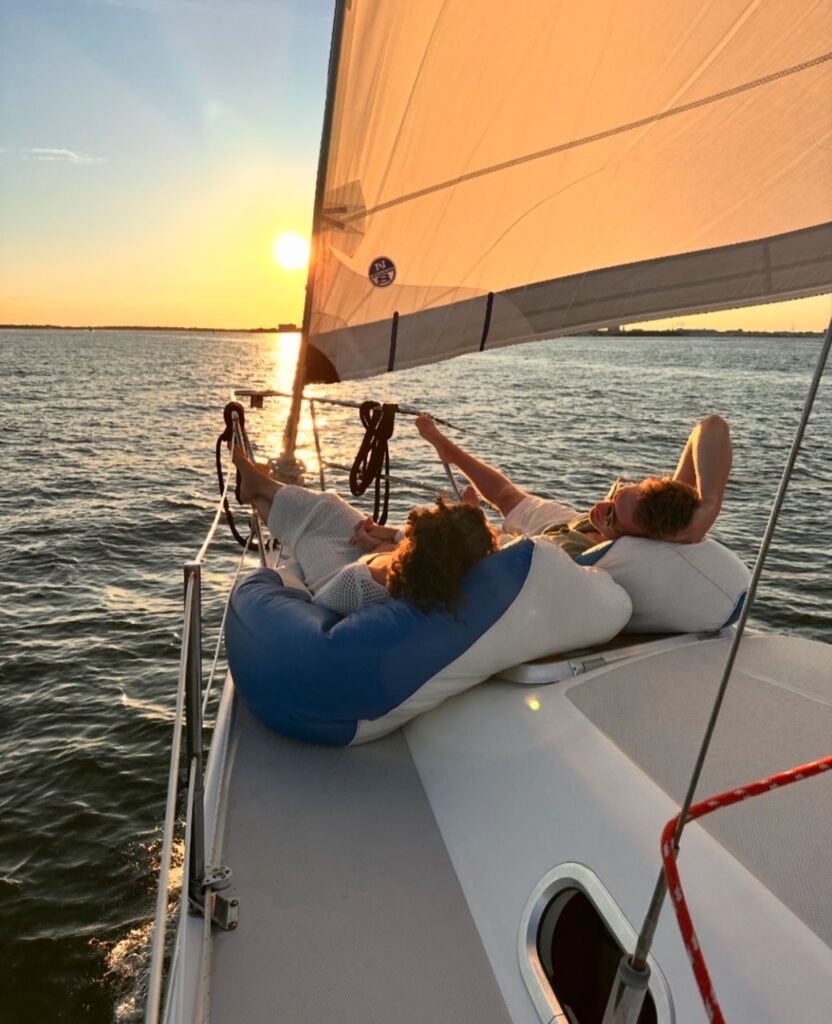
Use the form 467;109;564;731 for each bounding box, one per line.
270;331;301;394
252;331;300;458
249;331;334;477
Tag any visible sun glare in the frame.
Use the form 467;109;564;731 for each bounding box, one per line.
272;232;310;271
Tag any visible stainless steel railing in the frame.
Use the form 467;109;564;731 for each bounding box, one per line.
145;426;257;1024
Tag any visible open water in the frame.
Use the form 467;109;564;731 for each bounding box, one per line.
1;327;830;1022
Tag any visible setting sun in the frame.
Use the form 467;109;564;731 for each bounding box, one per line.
272;232;310;271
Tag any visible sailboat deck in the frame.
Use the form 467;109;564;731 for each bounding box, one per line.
194;633;832;1024
209;702;514;1024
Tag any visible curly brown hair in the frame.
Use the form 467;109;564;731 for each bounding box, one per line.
387;498;498;614
633;476;700;539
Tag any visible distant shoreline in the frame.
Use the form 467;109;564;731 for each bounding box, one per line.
0;323;823;339
0;323;300;334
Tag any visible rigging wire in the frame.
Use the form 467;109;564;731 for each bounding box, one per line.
661;753;832;1024
216;402;269;558
233;387;536;455
216;403;261;552
308;397;327;491
323;460;455;496
197;457;234;565
630;314;832;973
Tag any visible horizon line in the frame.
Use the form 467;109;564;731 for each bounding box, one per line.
0;323;823;338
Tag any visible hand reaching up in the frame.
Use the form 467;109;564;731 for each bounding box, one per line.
415;414;454;462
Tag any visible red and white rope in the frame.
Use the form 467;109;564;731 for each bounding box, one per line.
661;753;832;1023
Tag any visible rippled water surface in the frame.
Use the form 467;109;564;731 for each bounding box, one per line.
1;328;830;1021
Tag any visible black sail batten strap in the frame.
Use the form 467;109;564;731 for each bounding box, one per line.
479;291;495;351
387;311;400;372
349;401;398;524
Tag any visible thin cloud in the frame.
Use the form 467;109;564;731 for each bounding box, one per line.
22;148;105;164
92;0;213;11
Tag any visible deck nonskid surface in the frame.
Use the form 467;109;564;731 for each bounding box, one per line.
568;633;832;946
209;702;514;1024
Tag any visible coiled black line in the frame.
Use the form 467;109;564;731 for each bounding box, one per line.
216;401;261;552
349;401;398;524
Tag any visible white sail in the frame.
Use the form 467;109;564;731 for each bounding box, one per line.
305;0;832;382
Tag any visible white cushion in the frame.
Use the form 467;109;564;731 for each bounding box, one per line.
577;536;750;633
353;538;632;742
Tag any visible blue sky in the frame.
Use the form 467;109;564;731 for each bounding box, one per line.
1;1;828;331
0;0;335;326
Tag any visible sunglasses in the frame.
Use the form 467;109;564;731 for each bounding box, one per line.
603;477;635;532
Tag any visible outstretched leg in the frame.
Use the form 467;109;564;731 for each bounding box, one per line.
232;446;281;521
415;415;527;516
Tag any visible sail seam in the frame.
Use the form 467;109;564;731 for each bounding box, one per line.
343;51;832;225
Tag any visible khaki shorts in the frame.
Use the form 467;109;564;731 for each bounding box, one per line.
502;494;577;537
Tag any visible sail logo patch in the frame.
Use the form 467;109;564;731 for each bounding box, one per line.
369;257;396;287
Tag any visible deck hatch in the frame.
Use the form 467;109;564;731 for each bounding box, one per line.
519;863;673;1024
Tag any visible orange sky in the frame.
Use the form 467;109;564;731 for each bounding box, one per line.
2;3;828;334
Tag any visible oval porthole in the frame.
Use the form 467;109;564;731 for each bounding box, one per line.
518;863;674;1024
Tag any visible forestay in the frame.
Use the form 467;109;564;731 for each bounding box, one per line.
305;0;832;382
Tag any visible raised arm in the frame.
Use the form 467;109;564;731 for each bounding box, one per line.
672;414;732;541
415;414;527;516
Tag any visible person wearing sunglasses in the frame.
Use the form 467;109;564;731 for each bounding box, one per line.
413;414;731;559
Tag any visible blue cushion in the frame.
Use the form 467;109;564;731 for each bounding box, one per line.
227;538;633;746
227;540;534;745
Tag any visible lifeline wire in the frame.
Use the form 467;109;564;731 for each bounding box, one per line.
202;533;255;717
196;464;234;565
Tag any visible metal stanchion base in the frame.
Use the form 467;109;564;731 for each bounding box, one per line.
602;955;650;1024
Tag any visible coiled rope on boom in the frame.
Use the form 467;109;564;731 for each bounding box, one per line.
348;401;397;524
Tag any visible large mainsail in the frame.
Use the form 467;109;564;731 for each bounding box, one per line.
304;0;832;382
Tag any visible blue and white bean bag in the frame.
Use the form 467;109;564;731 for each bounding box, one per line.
576;536;750;633
226;538;632;746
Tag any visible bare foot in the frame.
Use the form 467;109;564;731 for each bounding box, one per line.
232;446;261;504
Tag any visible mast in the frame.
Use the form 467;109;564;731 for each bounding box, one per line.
277;0;348;477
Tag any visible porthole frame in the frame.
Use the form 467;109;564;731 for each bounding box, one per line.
518;862;675;1023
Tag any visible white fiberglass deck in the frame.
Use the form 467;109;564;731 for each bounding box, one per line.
208;702;513;1024
192;631;832;1024
406;632;832;1024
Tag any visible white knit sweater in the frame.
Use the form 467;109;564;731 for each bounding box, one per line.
267;486;392;614
312;562;390;616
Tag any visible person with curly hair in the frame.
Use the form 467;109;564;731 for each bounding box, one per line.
387;499;499;613
233;446;498;617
